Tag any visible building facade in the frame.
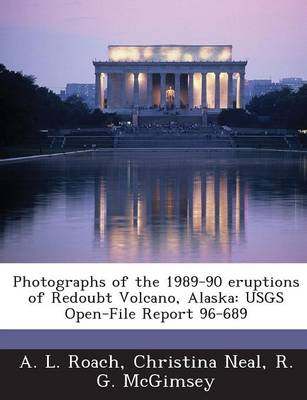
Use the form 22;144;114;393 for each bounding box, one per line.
245;80;282;104
93;45;247;114
64;83;96;108
280;78;306;92
245;78;307;104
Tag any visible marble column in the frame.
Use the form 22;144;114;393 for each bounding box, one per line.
95;72;104;110
160;73;166;108
120;73;126;108
239;72;246;109
215;72;220;109
201;72;207;108
107;73;112;109
188;73;194;108
175;73;181;108
133;72;139;107
227;72;233;109
147;73;153;108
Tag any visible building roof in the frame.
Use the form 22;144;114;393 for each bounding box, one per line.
108;45;233;63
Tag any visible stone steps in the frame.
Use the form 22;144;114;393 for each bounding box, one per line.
115;137;232;148
232;136;289;149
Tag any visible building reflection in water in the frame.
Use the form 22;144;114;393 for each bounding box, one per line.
94;163;246;262
1;152;307;262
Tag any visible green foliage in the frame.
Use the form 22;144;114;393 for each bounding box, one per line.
246;86;307;129
218;86;307;129
218;109;258;127
0;65;116;145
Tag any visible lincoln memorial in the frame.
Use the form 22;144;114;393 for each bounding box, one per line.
93;45;247;115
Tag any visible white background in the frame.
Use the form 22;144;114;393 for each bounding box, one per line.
0;263;306;330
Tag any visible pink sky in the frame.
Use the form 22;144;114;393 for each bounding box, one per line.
0;0;306;90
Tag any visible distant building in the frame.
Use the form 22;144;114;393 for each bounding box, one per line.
246;77;306;104
279;78;306;92
62;83;96;109
59;89;66;101
245;80;282;104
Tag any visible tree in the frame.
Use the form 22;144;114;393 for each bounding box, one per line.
218;109;258;127
0;65;119;145
246;86;307;129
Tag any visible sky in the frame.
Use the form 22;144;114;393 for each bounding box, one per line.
0;0;306;92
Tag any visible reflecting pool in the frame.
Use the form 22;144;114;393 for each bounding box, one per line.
1;150;307;262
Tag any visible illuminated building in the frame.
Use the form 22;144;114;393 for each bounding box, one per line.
93;45;247;115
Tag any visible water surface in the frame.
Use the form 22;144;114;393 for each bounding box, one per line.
1;150;307;262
